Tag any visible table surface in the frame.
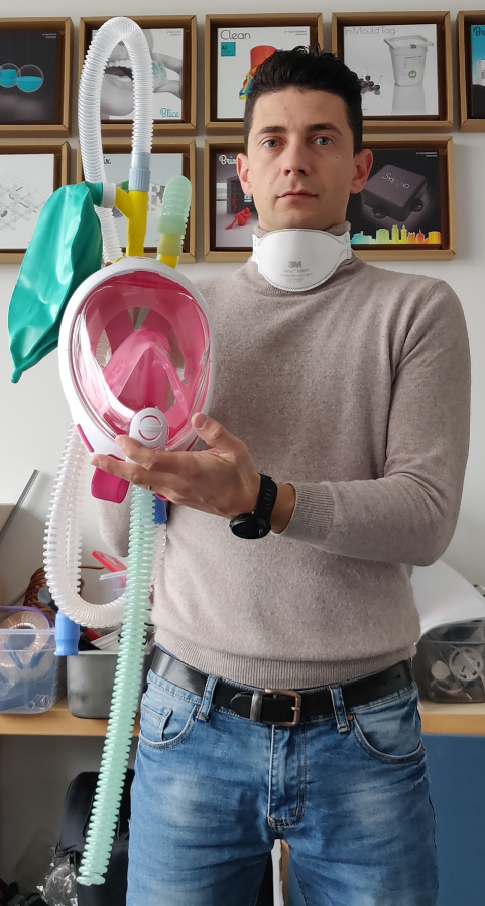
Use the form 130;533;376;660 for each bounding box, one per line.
0;697;484;736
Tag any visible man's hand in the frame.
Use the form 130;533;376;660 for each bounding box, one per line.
91;413;261;521
91;413;296;530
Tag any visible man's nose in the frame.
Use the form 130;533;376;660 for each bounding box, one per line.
281;144;311;176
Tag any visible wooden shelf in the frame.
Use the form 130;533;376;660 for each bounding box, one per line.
0;698;139;737
418;699;485;736
0;698;485;737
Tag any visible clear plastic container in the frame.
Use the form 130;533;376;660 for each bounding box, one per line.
0;607;65;714
98;568;127;599
99;568;154;606
413;620;485;703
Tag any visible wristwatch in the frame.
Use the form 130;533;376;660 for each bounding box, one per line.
229;473;278;539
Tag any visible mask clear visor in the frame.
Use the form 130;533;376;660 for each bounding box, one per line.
69;269;212;450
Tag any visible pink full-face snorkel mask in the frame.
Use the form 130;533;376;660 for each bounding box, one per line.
58;257;215;502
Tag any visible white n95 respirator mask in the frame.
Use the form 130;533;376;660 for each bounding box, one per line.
251;229;352;292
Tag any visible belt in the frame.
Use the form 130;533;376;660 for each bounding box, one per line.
149;648;413;728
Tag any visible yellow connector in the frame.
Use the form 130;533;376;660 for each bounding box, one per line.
158;254;178;269
156;231;181;269
114;187;148;258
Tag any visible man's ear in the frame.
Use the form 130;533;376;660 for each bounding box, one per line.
350;148;373;195
237;152;252;196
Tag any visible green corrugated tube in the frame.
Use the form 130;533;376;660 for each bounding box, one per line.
77;486;155;886
156;174;192;261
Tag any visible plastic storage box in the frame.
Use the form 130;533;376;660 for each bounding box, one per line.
98;569;126;599
98;568;154;605
413;620;485;703
0;606;65;714
67;642;154;718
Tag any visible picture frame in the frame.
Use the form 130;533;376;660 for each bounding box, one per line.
0;17;73;136
205;139;254;263
332;12;453;132
347;136;455;261
205;13;324;134
457;11;485;131
205;137;455;263
0;140;69;264
79;16;196;136
77;139;196;262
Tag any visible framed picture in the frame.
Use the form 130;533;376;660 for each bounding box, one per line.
0;18;73;136
332;12;452;132
205;13;324;134
0;141;69;264
77;140;196;262
457;11;485;131
205;139;257;262
347;137;455;261
79;16;196;135
205;137;455;263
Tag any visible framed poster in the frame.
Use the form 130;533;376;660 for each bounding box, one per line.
205;139;257;262
457;11;485;131
205;13;323;134
347;137;455;261
205;137;455;263
332;12;452;131
79;17;196;135
0;141;69;263
77;140;196;262
0;18;73;136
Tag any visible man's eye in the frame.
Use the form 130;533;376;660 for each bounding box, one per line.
316;137;331;145
263;139;279;148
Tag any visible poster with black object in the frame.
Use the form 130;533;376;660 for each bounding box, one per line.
0;30;59;124
214;150;257;250
347;149;442;248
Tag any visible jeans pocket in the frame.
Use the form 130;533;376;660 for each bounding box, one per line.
350;683;425;765
139;680;199;749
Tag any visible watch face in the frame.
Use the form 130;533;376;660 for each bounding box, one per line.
230;515;270;539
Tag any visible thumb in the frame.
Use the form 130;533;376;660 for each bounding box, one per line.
192;413;240;454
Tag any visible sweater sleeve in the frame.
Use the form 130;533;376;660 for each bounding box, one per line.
280;281;471;566
93;490;132;559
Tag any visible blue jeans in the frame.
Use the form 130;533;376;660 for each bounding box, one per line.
127;665;438;906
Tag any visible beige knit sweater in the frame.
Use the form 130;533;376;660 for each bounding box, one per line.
95;245;471;689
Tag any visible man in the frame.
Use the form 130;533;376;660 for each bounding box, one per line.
93;49;470;905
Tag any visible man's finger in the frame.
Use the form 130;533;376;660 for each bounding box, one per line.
91;454;168;490
90;454;139;483
114;435;179;473
91;453;174;496
192;414;244;456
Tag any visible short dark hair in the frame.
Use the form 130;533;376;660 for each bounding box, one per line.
243;47;363;154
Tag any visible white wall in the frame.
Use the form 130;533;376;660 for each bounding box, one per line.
1;0;485;882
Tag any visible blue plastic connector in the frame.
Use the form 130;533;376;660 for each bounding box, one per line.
55;610;80;656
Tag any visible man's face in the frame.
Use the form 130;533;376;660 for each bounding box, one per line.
237;87;373;232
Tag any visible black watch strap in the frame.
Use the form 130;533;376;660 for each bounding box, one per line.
229;473;278;539
253;473;278;520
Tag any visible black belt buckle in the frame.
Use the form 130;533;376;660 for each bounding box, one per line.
250;688;302;726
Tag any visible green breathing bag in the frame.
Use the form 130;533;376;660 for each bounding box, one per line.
9;182;104;383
